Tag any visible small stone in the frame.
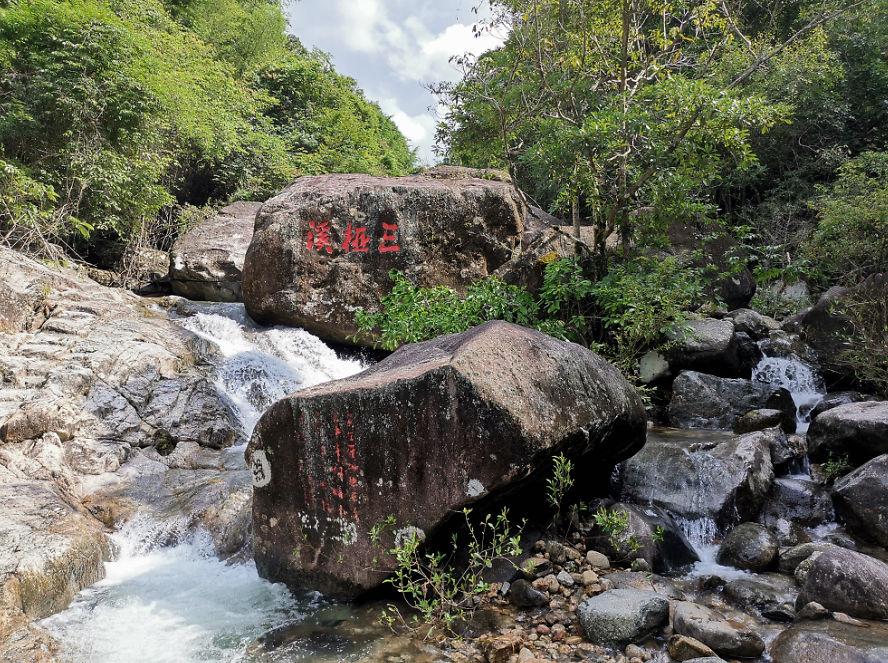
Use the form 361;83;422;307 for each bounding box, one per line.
586;550;610;569
624;644;645;659
546;540;567;564
833;611;866;627
557;570;575;587
565;546;582;562
666;634;717;661
543;574;560;593
517;648;535;663
582;570;600;586
510;579;549;608
631;558;652;573
795;601;830;622
537;624;551;635
521;557;553;579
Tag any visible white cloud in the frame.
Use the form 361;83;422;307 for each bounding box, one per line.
375;97;439;164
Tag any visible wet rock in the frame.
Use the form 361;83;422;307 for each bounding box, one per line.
734;409;796;434
796;547;888;620
810;391;874;421
576;589;669;647
242;173;524;346
723;575;797;619
509;579;550;608
770;518;811;547
771;619;888;663
665;319;747;379
169;201;261;302
716;523;779;572
584;503;699;575
779;542;838;574
794;551;825;585
520;557;553;579
672;601;765;658
667;634;718;661
621;429;774;529
833;454;888;547
759;477;835;528
725;308;781;341
669;370;791;429
247;321;646;599
808;401;888;464
0;481;110;620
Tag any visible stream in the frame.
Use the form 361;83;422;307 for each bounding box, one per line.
40;306;833;662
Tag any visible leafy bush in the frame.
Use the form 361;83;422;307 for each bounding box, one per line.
832;281;888;397
806;151;888;287
373;508;522;638
354;270;541;351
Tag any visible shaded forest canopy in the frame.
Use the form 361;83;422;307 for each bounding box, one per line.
0;0;416;257
433;0;888;295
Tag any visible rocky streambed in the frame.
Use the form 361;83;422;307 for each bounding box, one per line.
3;243;888;663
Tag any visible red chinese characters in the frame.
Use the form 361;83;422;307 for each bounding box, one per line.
379;222;401;253
307;221;333;254
341;223;370;252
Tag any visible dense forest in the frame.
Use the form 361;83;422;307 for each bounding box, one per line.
0;0;416;260
433;0;888;298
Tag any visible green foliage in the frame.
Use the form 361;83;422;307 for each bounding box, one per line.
806;152;888;287
831;282;888;397
546;453;575;521
354;270;541;351
822;452;853;483
590;256;703;377
373;508;523;638
0;0;414;259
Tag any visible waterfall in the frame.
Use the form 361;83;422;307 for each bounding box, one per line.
177;303;366;439
752;340;826;434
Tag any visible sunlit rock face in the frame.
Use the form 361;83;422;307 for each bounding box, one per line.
242;172;525;347
247;321;647;599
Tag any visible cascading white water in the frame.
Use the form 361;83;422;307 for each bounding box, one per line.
752;346;826;434
41;304;372;662
178;303;366;438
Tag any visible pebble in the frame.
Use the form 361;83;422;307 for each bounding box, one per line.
586;550;610;569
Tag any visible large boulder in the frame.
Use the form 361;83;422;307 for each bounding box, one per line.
771;620;888;663
725;308;781;341
669;370;792;430
246;321;646;599
716;523;779;572
242;173;524;346
796;548;888;620
169;201;261;302
621;429;774;529
807;401;888;464
833;455;888;547
576;589;670;647
672;601;765;658
666;318;747;378
759;477;834;528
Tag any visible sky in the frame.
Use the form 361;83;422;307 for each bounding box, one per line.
285;0;506;165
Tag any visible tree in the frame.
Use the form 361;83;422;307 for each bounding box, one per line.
435;0;864;263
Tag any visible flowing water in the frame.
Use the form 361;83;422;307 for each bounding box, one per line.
752;342;826;434
40;304;412;663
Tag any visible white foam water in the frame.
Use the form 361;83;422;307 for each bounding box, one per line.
675;516;754;581
752;350;826;434
177;303;366;438
40;516;312;663
40;306;371;662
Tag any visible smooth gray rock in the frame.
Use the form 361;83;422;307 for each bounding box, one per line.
810;391;874;420
759;477;835;528
734;409;796;434
716;523;779;572
796;548;888;620
770;517;811;547
621;429;773;529
669;370;792;429
779;542;838;575
666;319;746;379
725;308;781;341
723;575;797;619
672;601;765;658
833;454;888;547
771;619;888;663
808;401;888;464
576;589;669;647
169;201;260;302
